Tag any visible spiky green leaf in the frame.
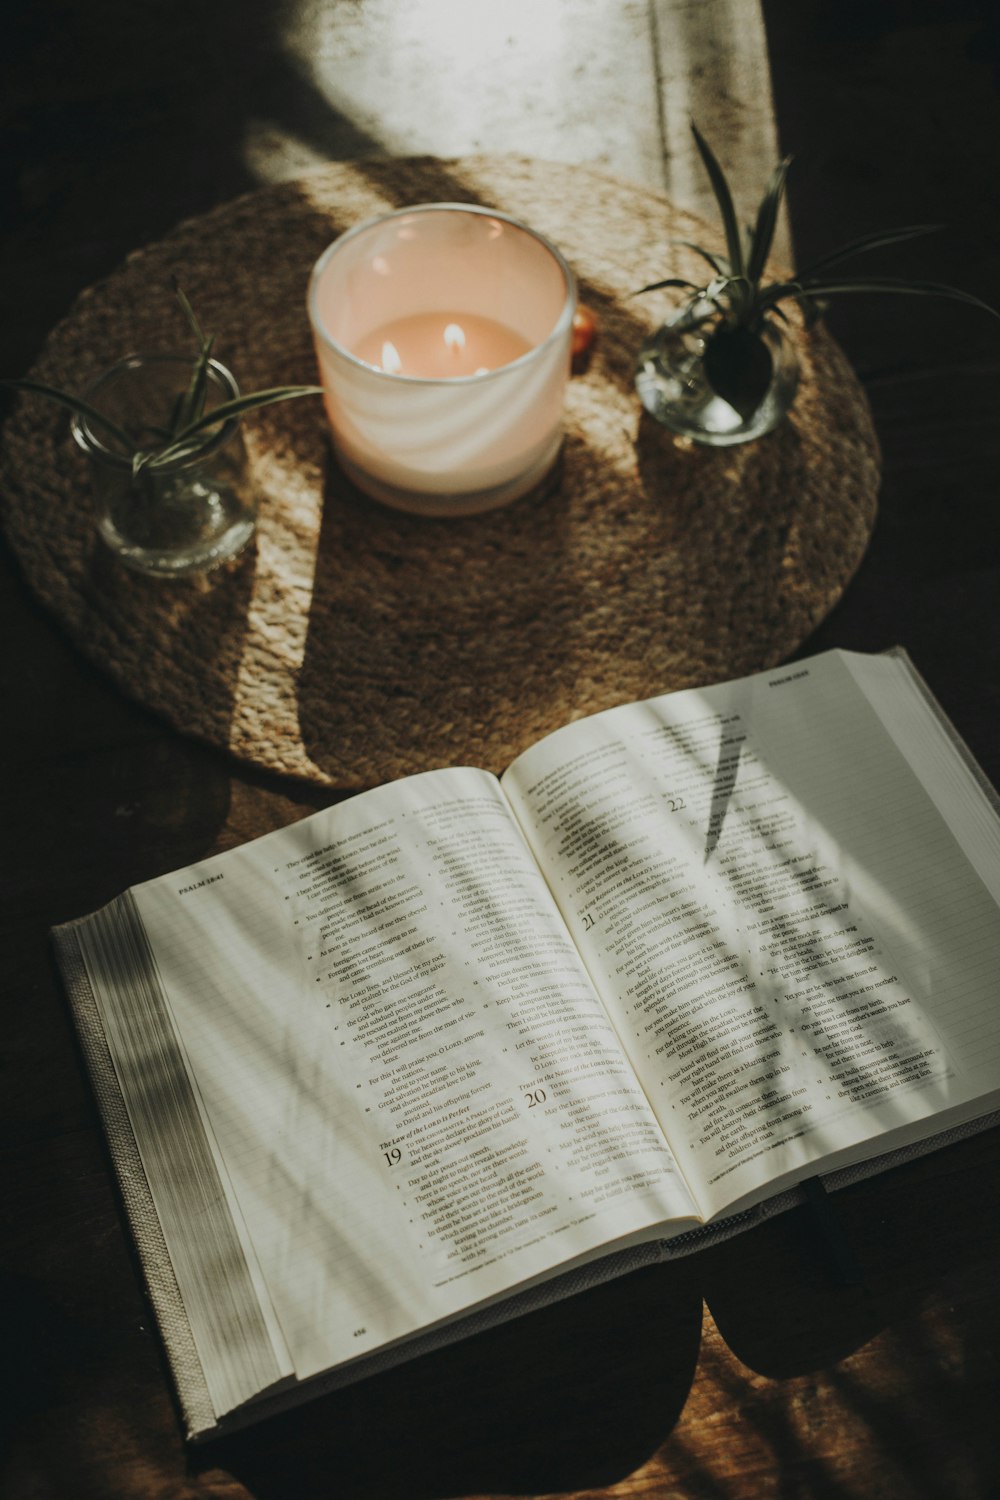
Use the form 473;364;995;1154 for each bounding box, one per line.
169;279;218;435
170;334;215;437
633;277;704;297
171;276;211;355
746;155;792;286
1;377;134;451
718;275;756;325
759;276;999;317
796;224;941;281
170;384;324;437
134;384;324;470
691;122;745;277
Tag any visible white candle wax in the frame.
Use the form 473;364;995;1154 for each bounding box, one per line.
308;205;576;517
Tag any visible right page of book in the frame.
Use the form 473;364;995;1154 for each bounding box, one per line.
502;649;1000;1221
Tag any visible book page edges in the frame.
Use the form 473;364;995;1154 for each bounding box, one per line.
51;916;219;1442
879;646;1000;819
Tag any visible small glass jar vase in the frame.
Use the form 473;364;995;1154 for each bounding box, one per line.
635;305;799;447
71;353;257;577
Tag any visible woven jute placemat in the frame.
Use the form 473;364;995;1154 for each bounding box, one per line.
0;156;879;789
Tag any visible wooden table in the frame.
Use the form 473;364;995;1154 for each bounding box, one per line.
3;3;999;1496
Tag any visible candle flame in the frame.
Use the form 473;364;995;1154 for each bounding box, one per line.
443;322;466;352
380;340;402;374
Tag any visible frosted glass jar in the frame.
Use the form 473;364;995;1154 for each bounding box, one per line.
308;204;576;517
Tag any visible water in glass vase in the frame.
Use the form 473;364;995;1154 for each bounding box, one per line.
72;353;257;577
635;312;799;447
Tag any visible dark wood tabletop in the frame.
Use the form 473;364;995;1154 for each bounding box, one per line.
3;3;999;1497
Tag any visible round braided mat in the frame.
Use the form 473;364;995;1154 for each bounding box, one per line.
1;156;879;790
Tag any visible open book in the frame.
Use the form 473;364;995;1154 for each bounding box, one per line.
54;648;1000;1441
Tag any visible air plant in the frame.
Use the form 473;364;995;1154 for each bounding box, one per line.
637;123;997;418
2;279;322;474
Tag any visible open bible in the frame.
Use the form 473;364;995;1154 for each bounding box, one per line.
53;648;1000;1440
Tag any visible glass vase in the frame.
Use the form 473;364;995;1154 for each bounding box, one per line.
71;353;257;577
635;306;799;446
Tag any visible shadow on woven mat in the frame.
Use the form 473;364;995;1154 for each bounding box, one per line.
296;446;581;785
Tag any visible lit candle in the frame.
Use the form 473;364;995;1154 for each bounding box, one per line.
354;312;533;378
308;205;576;517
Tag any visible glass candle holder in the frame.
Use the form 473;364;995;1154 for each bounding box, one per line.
308;204;576;517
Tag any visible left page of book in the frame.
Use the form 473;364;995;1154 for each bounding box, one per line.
77;765;700;1412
